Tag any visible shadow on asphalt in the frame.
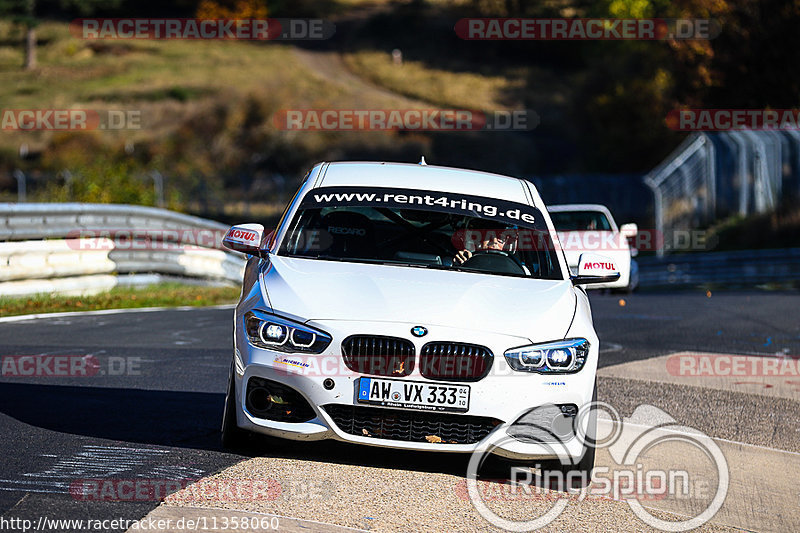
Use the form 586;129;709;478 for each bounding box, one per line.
0;383;224;450
0;382;541;484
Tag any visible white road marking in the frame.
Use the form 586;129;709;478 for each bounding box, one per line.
0;445;202;495
600;342;623;353
0;304;235;324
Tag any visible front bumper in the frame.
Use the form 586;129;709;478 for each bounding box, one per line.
233;318;598;461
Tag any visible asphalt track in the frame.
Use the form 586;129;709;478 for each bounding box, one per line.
0;291;798;531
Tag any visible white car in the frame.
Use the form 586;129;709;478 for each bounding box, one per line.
221;162;619;482
547;204;639;292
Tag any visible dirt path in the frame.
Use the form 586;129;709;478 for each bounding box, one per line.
291;47;431;109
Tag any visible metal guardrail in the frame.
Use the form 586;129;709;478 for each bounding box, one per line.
0;203;245;298
638;248;800;288
0;202;229;243
644;132;800;257
0;239;115;282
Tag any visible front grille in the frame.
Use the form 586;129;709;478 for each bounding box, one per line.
323;404;501;444
419;342;493;381
245;377;315;423
341;335;415;377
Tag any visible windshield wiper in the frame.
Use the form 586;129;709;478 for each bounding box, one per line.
294;254;441;269
425;263;472;273
299;255;417;267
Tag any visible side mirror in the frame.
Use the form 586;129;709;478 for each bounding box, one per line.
620;223;638;239
571;253;621;285
222;224;264;256
620;223;639;257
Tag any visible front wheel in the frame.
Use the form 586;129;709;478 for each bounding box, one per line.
221;362;249;449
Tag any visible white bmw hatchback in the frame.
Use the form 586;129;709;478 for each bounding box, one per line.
221;161;619;477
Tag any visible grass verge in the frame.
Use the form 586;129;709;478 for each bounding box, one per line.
0;282;240;317
342;50;520;110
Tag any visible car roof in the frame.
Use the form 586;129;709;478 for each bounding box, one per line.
546;203;612;213
313;161;534;205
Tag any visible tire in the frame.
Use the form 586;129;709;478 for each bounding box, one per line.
555;434;595;489
221;362;250;449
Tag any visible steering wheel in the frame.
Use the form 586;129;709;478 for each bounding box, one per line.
461;250;526;275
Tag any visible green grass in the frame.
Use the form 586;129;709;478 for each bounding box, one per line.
706;205;800;252
0;20;361;152
0;282;240;317
343;50;523;111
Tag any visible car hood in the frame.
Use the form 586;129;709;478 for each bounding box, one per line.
262;256;576;342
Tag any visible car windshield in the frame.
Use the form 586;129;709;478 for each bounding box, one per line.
278;186;563;279
549;210;612;231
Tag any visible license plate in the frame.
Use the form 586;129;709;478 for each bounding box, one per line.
357;377;469;412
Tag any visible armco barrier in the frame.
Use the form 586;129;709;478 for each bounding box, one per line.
0;239;115;281
0;203;229;244
637;248;800;288
109;248;245;281
0;203;245;298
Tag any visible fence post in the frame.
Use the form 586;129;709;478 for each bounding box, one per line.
150;171;165;208
726;131;749;216
59;170;73;201
704;133;716;220
12;170;26;203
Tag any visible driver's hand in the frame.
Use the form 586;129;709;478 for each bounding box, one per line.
454;249;472;265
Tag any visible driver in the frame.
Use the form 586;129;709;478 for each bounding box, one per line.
453;232;512;265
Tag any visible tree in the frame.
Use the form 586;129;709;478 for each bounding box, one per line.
196;0;268;19
0;0;120;70
0;0;37;69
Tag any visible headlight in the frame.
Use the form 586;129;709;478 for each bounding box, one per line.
244;311;331;354
504;338;589;374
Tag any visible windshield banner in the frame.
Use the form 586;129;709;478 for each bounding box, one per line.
302;186;545;229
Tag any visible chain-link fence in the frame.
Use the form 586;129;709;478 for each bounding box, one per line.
644;131;800;256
